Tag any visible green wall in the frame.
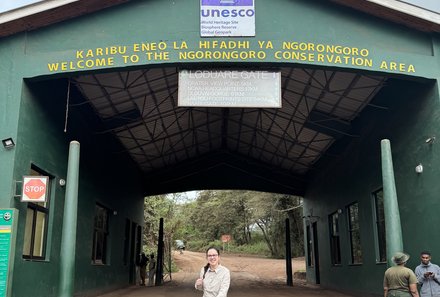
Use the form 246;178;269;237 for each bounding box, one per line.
9;79;144;297
0;35;27;209
304;78;440;295
9;0;439;79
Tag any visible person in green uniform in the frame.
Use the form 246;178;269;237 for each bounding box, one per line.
384;252;420;297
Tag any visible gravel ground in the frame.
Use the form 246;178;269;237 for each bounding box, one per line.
96;251;361;297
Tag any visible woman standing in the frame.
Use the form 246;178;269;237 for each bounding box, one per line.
148;253;156;286
195;247;230;297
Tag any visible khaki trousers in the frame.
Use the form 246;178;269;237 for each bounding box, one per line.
387;290;412;297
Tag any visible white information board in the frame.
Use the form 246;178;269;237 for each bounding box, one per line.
178;70;281;108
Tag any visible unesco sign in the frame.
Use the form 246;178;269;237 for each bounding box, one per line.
200;0;255;37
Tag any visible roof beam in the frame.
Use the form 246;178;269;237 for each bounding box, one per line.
221;108;229;149
102;109;141;130
304;110;354;139
331;0;440;32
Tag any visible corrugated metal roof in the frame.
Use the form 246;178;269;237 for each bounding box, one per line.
73;66;386;176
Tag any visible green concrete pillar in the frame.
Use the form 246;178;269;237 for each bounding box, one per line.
380;139;403;267
58;141;80;297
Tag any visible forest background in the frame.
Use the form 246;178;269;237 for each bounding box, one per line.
142;190;304;272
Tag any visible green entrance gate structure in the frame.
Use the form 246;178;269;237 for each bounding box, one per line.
0;0;439;296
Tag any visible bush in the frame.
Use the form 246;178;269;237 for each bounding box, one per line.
227;241;270;256
189;240;271;257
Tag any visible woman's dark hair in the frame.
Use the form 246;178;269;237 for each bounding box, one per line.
203;263;209;279
203;247;220;278
205;246;220;256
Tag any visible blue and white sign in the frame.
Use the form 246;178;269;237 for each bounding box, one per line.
200;0;255;37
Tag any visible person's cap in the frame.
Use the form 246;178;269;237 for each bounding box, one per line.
392;252;410;264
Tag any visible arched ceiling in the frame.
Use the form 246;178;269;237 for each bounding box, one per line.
71;66;386;195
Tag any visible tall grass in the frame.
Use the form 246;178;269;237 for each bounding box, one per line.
188;239;271;257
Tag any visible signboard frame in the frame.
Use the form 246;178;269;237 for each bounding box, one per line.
21;176;49;203
221;234;231;243
178;69;282;108
200;0;256;37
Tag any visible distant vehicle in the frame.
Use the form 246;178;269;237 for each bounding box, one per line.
175;240;185;254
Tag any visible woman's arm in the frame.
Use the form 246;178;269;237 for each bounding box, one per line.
195;267;204;290
195;278;203;291
216;270;231;297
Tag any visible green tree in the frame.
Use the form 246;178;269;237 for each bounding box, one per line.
144;190;304;260
186;190;303;258
143;193;189;274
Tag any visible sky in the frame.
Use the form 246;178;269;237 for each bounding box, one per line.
0;0;43;13
185;190;199;200
0;0;439;14
401;0;439;13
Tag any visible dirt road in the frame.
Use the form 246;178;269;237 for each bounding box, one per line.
97;251;359;297
173;250;306;286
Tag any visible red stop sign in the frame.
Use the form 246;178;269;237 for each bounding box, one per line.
24;178;47;200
